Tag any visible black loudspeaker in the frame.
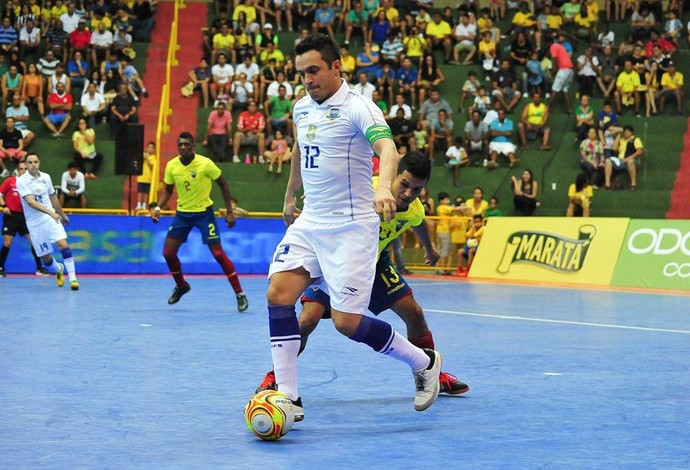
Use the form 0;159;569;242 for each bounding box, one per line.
114;123;145;175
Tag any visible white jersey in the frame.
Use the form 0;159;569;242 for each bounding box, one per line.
16;170;57;226
293;79;391;222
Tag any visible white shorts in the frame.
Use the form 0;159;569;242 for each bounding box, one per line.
489;141;517;155
27;216;67;256
18;128;32;139
268;215;379;314
552;68;574;93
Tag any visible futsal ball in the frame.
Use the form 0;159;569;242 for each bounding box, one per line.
467;238;478;248
245;390;295;441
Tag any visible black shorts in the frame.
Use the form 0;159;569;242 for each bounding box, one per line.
2;211;29;237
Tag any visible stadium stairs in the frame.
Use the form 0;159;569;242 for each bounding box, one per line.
666;120;690;219
122;1;207;210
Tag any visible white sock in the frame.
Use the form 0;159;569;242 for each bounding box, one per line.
271;339;300;401
382;331;431;372
63;257;77;281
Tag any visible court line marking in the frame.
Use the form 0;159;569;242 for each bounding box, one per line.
425;309;690;335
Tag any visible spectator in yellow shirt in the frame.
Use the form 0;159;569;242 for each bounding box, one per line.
658;62;684;115
614;59;641;116
212;23;236;64
511;2;536;31
435;191;453;274
567;172;593;217
604;124;644;190
425;12;452;64
456;214;484;276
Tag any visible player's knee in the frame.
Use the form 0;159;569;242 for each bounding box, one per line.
298;304;323;336
331;312;359;337
209;243;226;260
396;299;425;327
162;245;178;260
266;283;294;305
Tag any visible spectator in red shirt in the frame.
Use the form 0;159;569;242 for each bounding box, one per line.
232;100;266;163
43;81;73;137
548;39;575;114
69;19;92;56
0;160;46;276
202;100;233;162
0;117;27;176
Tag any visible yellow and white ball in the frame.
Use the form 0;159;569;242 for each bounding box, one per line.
245;390;295;441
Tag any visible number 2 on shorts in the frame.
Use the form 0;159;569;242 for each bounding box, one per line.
273;244;290;263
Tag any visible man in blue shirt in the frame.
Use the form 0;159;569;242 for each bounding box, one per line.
313;0;335;37
396;57;418;108
488;108;518;169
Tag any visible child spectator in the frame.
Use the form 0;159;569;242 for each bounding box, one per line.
435;192;453;275
136;141;158;211
567;172;593;217
486;196;503;217
265;130;290;174
457;214;484;276
459;70;480;112
469;85;491;118
445;136;469;187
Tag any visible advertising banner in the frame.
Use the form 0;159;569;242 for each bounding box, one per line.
469;217;629;285
1;215;286;274
611;220;690;290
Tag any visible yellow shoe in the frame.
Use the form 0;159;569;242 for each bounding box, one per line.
56;263;65;287
70;279;80;291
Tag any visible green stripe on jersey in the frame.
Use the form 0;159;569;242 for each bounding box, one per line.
365;124;393;145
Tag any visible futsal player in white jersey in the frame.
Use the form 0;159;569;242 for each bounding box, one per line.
266;33;443;421
16;153;79;290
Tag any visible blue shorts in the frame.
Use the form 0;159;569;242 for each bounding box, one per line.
47;113;69;126
300;250;412;317
137;182;151;193
167;207;220;244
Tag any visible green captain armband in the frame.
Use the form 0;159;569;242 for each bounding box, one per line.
365;124;393;145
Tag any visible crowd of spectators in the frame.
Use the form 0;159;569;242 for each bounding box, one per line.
188;0;686;274
0;0;156;210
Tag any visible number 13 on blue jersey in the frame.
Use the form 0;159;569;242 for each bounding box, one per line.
303;145;320;169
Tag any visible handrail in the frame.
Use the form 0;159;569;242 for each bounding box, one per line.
148;0;181;206
63;208;130;215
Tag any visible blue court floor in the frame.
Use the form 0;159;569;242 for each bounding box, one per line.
1;275;689;469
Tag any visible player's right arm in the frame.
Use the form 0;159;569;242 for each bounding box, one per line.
151;183;174;223
412;219;440;266
282;129;302;227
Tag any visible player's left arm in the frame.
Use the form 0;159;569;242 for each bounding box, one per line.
412;220;440;266
372;136;399;222
49;193;69;225
215;174;236;229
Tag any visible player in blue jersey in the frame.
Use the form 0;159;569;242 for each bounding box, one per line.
266;34;443;422
258;151;469;396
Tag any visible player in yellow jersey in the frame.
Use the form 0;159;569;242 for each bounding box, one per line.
151;132;248;311
256;152;469;395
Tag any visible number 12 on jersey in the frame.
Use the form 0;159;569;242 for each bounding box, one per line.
303;145;320;169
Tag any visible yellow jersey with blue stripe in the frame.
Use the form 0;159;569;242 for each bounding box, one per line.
164;154;222;213
374;177;425;256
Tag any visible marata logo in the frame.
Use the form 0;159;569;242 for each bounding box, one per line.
497;225;596;273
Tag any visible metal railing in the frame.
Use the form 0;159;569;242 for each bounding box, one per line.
149;0;185;207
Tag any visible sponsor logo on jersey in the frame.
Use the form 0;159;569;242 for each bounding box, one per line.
307;125;317;141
